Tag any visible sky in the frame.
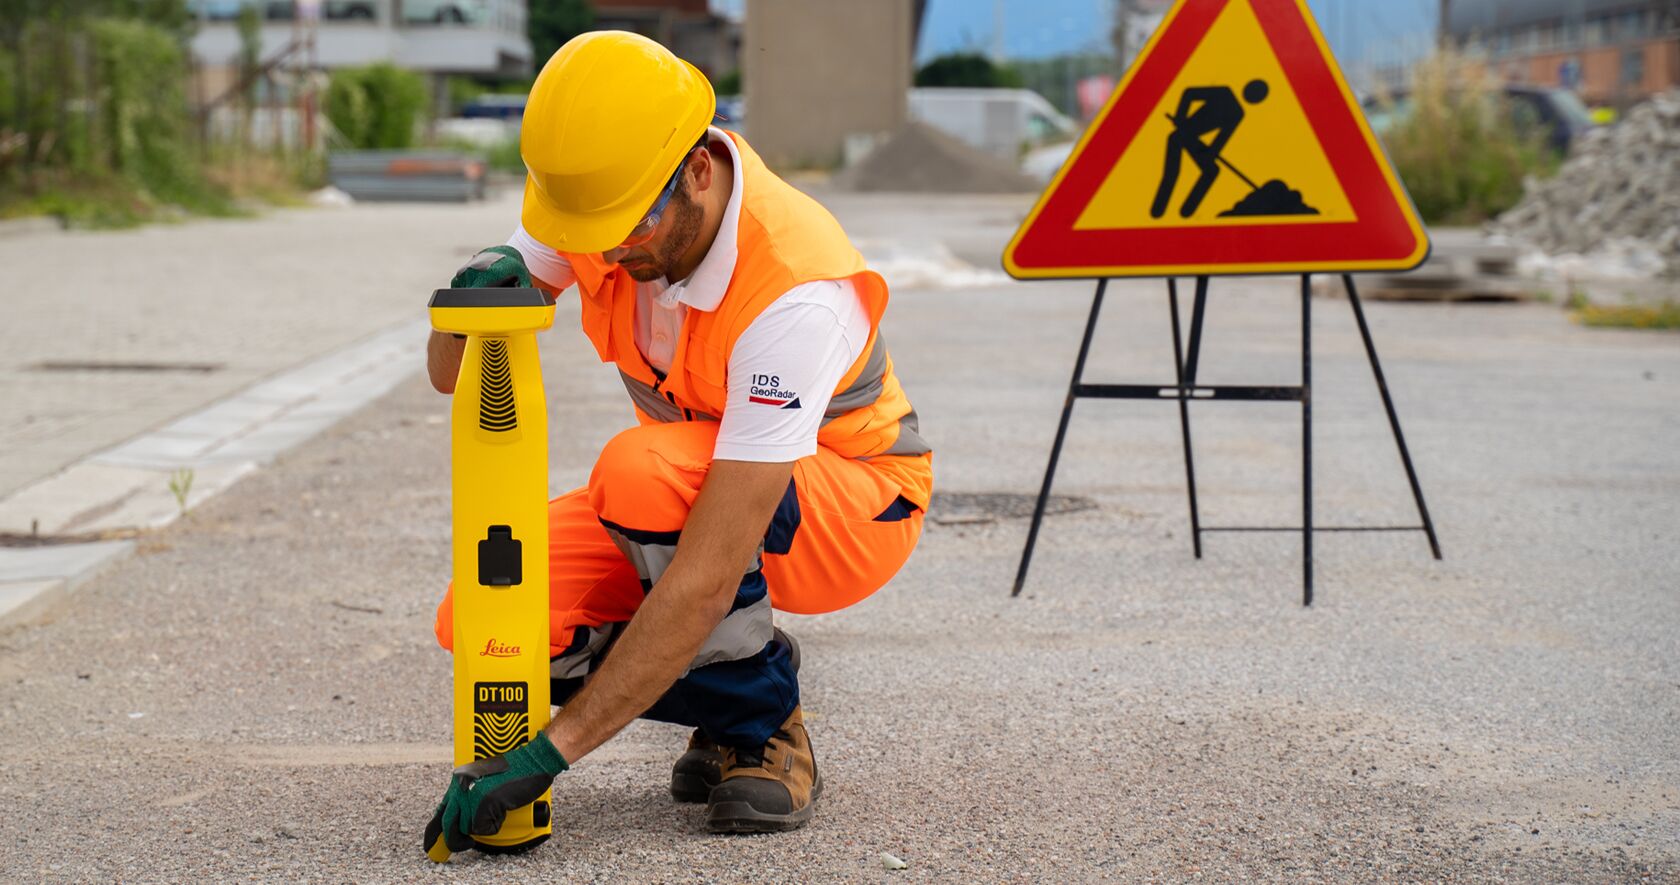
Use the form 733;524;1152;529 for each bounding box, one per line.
914;0;1438;69
713;1;1438;74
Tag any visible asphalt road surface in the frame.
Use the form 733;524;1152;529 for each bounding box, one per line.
1;195;1676;882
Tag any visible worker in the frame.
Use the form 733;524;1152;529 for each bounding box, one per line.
422;30;932;851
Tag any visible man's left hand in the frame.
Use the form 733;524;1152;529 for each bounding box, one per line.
424;732;569;862
451;245;533;289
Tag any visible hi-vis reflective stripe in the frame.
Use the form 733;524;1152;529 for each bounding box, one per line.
825;336;888;416
598;520;772;671
883;408;931;456
618;370;719;423
616;335;930;457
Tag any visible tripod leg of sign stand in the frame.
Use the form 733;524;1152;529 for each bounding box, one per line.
1182;276;1210;384
1301;275;1314;606
1013;279;1108;597
1167;278;1203;559
1342;274;1442;560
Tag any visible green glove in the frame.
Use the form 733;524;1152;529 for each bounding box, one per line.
423;732;568;862
451;245;532;289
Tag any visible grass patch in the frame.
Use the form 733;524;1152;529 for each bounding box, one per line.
1;149;322;228
0;167;235;228
431;136;524;175
1379;51;1558;225
206;149;323;207
1573;301;1680;331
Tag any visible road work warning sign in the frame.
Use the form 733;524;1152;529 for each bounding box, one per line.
1004;0;1429;279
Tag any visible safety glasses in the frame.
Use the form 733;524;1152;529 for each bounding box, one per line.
617;140;706;249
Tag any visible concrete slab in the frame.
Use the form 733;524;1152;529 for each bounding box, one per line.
206;417;343;465
0;540;133;584
156;401;288;443
0;463;161;535
93;432;217;470
15;321;431;532
0;313;424;618
71;461;258;535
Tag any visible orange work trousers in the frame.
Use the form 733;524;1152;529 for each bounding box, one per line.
434;420;926;658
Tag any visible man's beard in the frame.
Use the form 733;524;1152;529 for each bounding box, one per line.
622;188;703;282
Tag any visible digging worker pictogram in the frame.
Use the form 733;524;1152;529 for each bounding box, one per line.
421;31;932;850
1151;79;1270;218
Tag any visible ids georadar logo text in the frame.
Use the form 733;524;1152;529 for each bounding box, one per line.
747;374;801;409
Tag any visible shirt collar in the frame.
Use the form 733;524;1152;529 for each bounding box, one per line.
660;127;740;312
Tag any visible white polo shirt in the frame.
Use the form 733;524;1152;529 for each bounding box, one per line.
507;127;871;463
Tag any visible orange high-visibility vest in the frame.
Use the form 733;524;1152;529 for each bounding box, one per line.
559;131;933;508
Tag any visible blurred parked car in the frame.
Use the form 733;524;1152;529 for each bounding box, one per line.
1021;140;1075;184
192;0;242;19
716;96;745;128
1361;85;1595;154
402;0;489;23
460;94;527;120
909;88;1079;161
204;1;377;21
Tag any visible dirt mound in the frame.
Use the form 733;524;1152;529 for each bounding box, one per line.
1220;179;1319;217
1493;91;1680;276
833;122;1040;194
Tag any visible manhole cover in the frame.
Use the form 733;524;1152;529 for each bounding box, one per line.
29;360;223;374
928;491;1097;525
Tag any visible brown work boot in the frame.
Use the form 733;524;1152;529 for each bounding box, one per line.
671;628;800;804
670;730;724;803
705;706;822;833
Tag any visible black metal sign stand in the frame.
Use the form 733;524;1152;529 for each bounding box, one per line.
1012;273;1441;606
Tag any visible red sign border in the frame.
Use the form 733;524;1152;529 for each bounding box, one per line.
1004;0;1429;279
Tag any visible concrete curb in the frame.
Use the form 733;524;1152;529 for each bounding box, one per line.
0;318;428;622
0;216;63;240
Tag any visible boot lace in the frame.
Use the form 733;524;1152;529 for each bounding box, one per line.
732;728;792;769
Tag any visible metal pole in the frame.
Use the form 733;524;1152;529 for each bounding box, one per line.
1167;278;1203;558
1342;274;1443;560
1301;274;1314;606
1182;275;1210;383
1014;279;1108;597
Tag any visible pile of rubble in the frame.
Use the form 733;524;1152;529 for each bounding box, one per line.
833;122;1040;194
1493;91;1680;277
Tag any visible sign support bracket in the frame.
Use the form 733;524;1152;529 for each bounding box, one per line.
1011;273;1442;605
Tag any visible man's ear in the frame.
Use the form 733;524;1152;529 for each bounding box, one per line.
689;145;715;195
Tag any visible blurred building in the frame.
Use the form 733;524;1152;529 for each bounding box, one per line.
592;0;740;80
1115;0;1172;69
1446;0;1680;107
188;0;532;105
743;0;925;168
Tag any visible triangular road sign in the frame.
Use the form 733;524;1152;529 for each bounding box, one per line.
1004;0;1429;279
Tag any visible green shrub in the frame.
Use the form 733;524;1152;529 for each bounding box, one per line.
1380;52;1556;225
713;68;741;96
915;53;1024;89
447;75;487;114
326;62;428;150
0;15;231;225
91;18;231;215
483;136;523;173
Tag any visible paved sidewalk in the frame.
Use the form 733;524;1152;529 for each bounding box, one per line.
0;190;528;500
0;193;1676;881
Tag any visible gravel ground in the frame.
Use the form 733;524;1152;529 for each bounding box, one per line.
0;199;1676;882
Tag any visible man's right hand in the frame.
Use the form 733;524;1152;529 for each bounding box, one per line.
452;245;532;289
428;246;534;393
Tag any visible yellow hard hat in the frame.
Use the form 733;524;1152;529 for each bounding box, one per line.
520;31;716;254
